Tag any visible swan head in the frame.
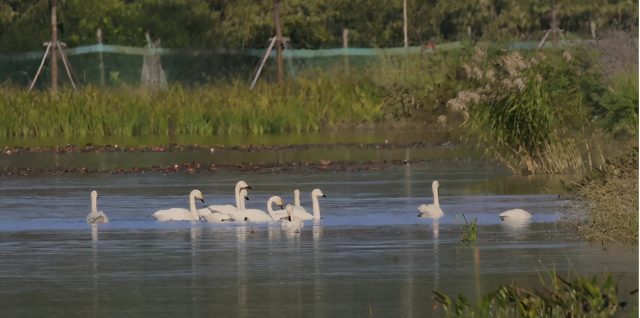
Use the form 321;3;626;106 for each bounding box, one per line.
311;188;326;198
432;180;439;190
271;196;284;209
190;189;205;203
236;180;251;190
294;189;300;196
91;190;98;200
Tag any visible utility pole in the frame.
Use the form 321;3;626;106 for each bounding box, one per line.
50;0;59;91
273;0;284;84
403;0;408;47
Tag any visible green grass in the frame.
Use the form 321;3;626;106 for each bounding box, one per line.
433;272;629;317
0;76;388;138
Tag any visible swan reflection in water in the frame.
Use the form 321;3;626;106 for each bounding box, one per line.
500;219;532;240
236;225;248;318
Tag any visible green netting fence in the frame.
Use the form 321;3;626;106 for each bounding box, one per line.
0;40;582;89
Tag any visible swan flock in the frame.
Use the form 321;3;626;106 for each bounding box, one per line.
87;179;531;231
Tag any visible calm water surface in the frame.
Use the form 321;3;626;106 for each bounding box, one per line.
0;165;637;317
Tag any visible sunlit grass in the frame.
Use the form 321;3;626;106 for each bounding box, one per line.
0;74;387;138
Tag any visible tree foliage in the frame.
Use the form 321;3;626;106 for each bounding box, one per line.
0;0;637;52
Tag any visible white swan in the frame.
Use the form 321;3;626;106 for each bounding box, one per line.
240;196;285;223
86;190;109;225
286;189;313;220
201;188;248;223
207;180;251;219
266;196;288;221
152;189;204;221
281;205;303;233
417;180;444;219
286;188;325;220
499;209;531;221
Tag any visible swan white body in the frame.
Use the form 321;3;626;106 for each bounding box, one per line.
206;181;250;220
417;181;444;219
281;205;304;233
241;196;286;222
152;189;204;221
86;190;109;225
202;187;249;223
499;209;531;221
286;188;325;220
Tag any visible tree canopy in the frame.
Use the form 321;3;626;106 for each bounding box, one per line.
0;0;636;52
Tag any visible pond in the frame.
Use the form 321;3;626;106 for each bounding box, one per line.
0;163;637;317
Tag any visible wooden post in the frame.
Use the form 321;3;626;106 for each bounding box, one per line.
273;0;284;84
342;28;349;48
50;0;58;91
97;28;105;86
403;0;408;47
342;28;349;74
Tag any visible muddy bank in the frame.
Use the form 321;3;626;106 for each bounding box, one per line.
1;141;455;155
0;141;488;177
3;159;429;176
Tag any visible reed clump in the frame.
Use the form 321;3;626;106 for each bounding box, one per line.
433;272;627;317
446;47;596;175
568;149;638;245
459;214;478;244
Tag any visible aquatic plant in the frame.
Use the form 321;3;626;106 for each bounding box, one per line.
459;213;478;244
433;272;627;317
568;149;638;245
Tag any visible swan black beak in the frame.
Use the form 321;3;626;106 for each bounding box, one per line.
243;186;252;190
417;213;423;217
244;217;249;221
245;196;250;201
279;205;284;209
322;194;327;198
200;199;205;203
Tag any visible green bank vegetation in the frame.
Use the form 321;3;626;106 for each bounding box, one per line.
433;272;634;317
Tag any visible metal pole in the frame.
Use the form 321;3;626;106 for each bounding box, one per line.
28;42;52;91
50;0;58;91
273;0;284;84
57;41;77;90
250;37;277;90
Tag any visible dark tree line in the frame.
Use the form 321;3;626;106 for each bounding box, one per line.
0;0;636;52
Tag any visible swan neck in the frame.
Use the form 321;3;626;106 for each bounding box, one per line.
266;197;276;218
91;195;97;214
189;194;197;220
433;184;440;207
234;184;242;208
312;195;321;220
294;191;301;207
